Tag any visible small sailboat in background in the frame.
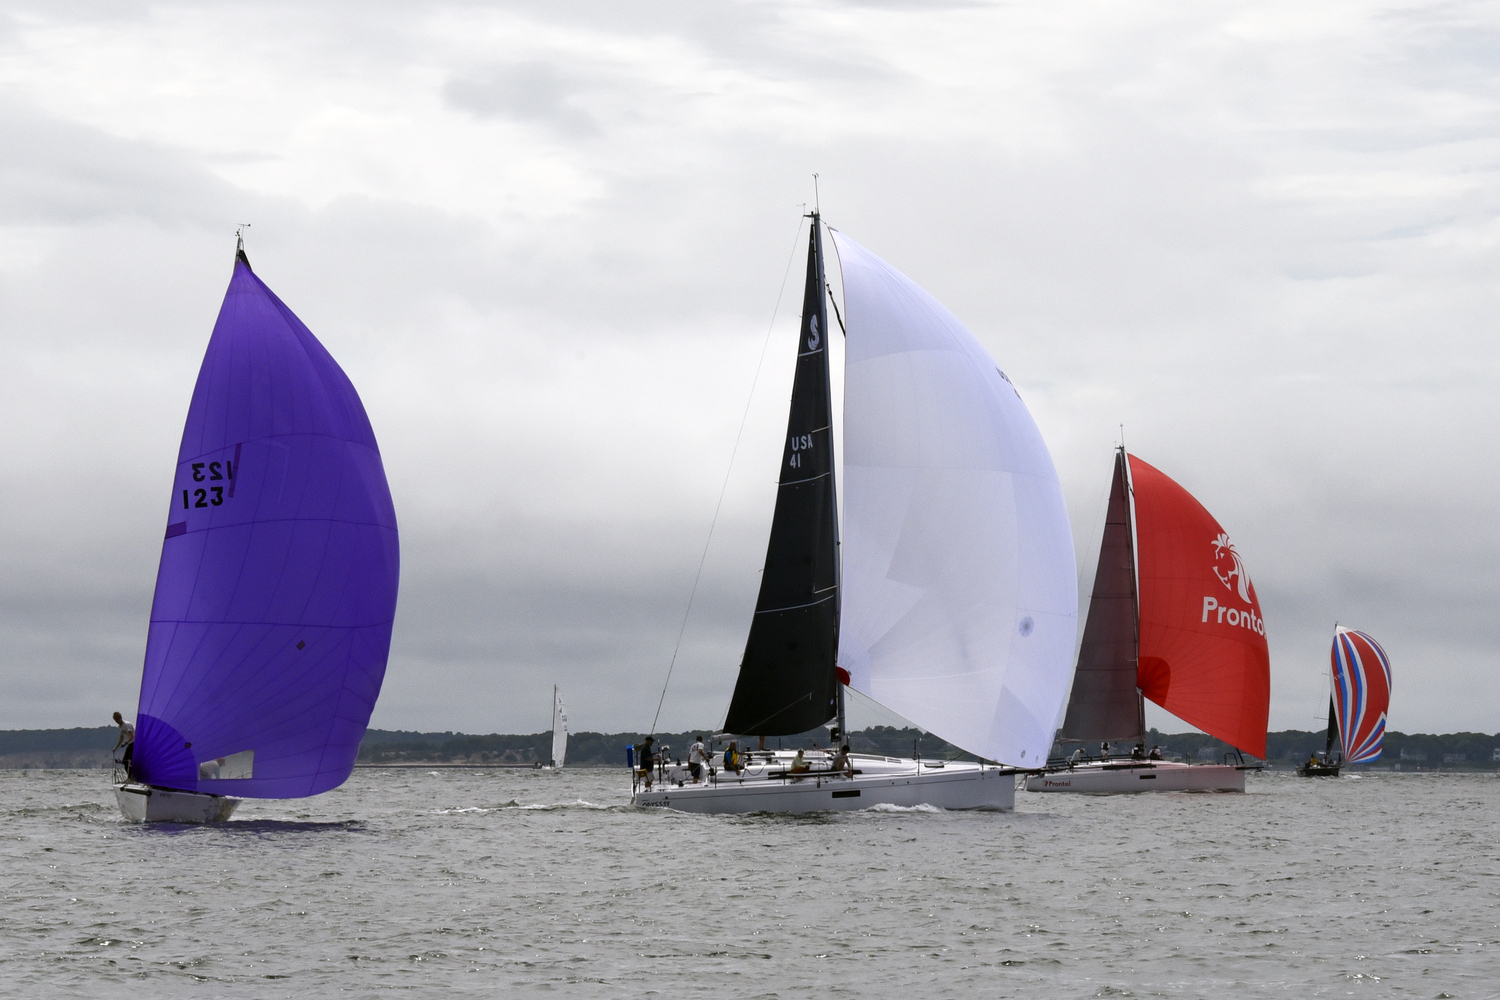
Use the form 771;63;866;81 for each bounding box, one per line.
115;238;400;823
1026;447;1268;794
548;686;568;769
632;213;1078;814
1299;627;1391;776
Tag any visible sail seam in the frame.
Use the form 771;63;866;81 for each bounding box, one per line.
777;471;832;486
753;593;836;614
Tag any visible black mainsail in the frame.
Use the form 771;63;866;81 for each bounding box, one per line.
723;216;841;736
1059;447;1146;745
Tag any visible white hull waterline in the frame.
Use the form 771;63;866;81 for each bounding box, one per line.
632;750;1015;814
115;783;241;823
1024;760;1247;794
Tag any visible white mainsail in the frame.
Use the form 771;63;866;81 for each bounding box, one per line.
551;687;568;768
831;231;1078;767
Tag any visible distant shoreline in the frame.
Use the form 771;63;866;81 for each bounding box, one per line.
2;726;1497;771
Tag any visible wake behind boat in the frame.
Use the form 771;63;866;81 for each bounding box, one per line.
115;238;400;823
633;213;1077;814
1026;447;1268;794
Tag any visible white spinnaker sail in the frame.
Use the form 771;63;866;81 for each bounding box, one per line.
551;688;568;768
830;231;1077;767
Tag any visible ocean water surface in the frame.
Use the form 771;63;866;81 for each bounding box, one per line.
1;768;1496;997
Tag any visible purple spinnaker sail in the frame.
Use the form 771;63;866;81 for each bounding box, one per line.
132;253;399;798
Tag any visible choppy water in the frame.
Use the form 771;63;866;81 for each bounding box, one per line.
2;768;1496;998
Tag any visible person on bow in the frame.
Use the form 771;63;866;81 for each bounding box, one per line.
111;712;135;776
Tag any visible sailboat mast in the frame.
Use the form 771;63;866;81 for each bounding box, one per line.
813;212;841;626
819;212;848;748
1332;620;1344;755
1121;447;1147;747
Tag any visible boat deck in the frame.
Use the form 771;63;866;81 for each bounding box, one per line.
1024;757;1252;793
630;749;1017;814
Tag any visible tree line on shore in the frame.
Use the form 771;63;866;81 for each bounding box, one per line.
2;725;1496;770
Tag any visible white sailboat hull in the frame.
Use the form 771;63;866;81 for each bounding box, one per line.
1024;760;1246;794
115;783;241;823
632;754;1014;814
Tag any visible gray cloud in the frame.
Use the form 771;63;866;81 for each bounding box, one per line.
445;63;601;138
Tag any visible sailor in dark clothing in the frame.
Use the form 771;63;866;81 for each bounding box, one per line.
637;736;658;789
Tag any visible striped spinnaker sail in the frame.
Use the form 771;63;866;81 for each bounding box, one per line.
1331;627;1392;764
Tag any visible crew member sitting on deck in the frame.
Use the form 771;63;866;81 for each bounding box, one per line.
1100;741;1111;759
1149;745;1164;760
637;736;657;789
688;736;708;783
112;712;135;775
789;749;810;775
1305;753;1320;770
722;741;744;775
1131;743;1147;760
829;744;853;776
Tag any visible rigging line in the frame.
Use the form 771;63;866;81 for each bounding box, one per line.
649;215;809;736
826;283;845;335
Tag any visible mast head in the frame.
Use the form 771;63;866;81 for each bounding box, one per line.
235;224;252;268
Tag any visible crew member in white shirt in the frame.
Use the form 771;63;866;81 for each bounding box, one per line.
688;736;708;783
112;711;135;774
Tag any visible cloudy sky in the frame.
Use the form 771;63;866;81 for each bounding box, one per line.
2;1;1497;739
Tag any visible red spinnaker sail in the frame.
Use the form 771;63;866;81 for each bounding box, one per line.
1129;455;1270;758
1331;628;1391;763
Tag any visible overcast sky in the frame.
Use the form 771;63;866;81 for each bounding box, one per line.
2;1;1497;739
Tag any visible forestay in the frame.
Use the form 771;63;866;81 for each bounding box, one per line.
132;252;400;798
831;231;1077;767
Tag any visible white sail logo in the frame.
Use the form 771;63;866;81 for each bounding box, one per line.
807;314;821;352
1211;532;1252;602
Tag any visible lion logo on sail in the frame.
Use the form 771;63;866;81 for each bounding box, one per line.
1211;532;1252;602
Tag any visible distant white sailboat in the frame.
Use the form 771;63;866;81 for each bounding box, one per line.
549;686;568;769
632;213;1078;814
